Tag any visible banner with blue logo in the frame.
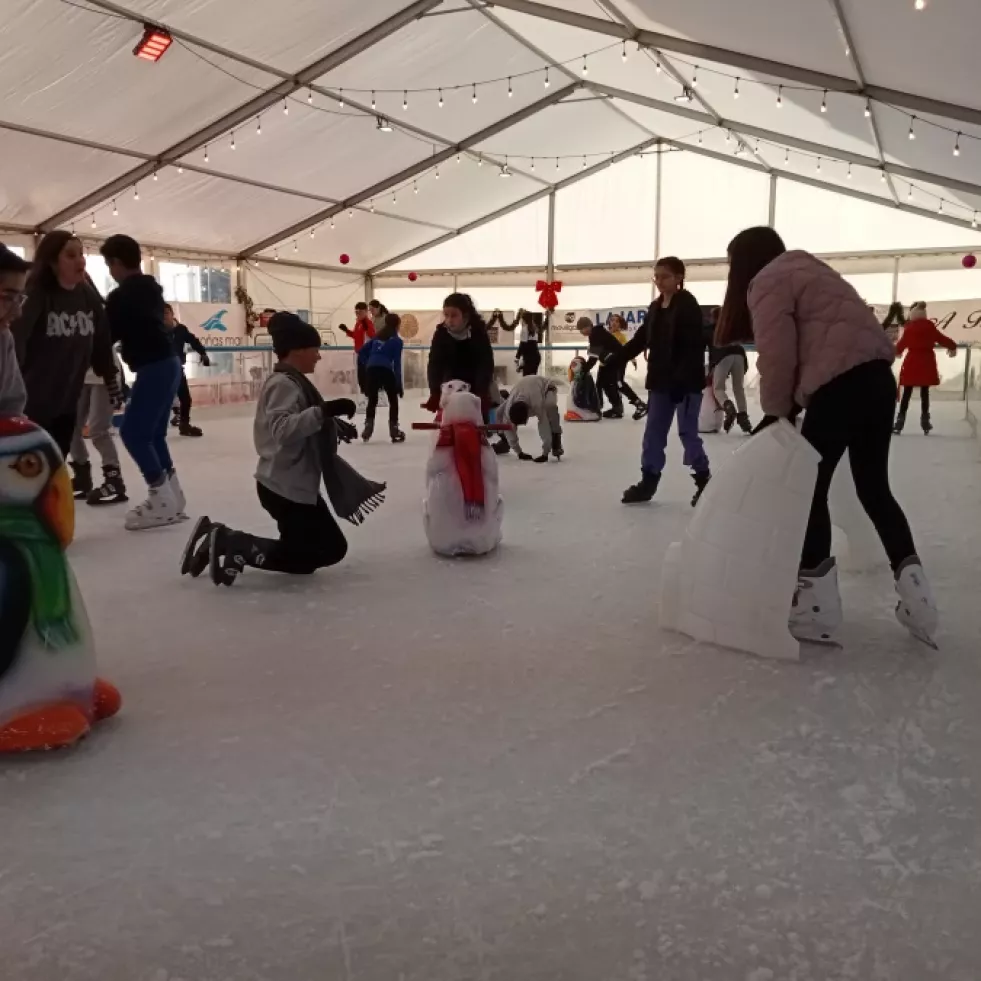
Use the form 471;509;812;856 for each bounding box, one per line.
171;302;247;346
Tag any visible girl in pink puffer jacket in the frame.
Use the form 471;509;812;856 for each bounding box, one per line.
716;226;937;648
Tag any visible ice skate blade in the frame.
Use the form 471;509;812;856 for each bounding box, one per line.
904;624;939;650
797;637;843;650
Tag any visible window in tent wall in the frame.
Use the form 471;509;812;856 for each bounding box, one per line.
84;253;115;299
6;245;26;258
158;261;203;303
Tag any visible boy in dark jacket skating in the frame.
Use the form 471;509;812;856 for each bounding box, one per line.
164;303;210;437
577;317;646;419
617;257;711;506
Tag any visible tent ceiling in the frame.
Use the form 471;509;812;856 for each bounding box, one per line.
3;0;980;265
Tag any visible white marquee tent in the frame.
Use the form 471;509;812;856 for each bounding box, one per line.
4;0;981;318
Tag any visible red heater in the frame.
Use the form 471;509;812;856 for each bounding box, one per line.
133;26;173;63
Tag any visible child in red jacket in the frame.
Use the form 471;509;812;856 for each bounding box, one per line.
894;301;957;435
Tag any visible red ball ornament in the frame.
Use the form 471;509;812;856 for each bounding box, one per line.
963;254;977;269
408;271;418;282
339;253;350;265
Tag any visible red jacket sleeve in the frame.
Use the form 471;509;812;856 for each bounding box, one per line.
932;323;957;351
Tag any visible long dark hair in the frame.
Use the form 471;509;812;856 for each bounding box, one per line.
443;292;487;331
26;230;80;294
375;312;401;341
716;226;787;345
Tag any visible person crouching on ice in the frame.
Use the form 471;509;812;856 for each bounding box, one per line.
493;375;564;462
180;313;384;587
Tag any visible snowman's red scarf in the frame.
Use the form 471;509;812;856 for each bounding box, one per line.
436;422;487;519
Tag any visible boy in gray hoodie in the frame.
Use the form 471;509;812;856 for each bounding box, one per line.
0;245;29;417
180;313;362;586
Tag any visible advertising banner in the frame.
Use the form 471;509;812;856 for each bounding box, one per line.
873;300;981;345
172;302;247;346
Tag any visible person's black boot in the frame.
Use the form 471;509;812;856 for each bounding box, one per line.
736;411;753;434
209;527;268;586
493;436;510;456
691;469;711;506
181;516;215;577
622;470;660;504
602;407;624;419
551;432;564;460
722;399;737;433
362;417;375;442
86;465;128;505
70;461;93;500
893;411;906;435
631;401;648;421
921;412;933;435
390;421;406;443
179;422;203;437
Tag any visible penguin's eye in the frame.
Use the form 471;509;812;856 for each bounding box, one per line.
12;452;43;479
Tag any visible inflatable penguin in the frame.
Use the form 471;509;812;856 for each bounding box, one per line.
421;384;504;557
564;356;601;422
0;417;120;751
697;375;724;433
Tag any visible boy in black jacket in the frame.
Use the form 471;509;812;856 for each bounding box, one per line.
163;303;210;437
616;257;711;506
576;317;646;419
101;235;186;530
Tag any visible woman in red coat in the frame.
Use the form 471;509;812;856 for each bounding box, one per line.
893;301;957;434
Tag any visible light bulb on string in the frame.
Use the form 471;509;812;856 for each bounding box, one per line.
256;115;262;136
230;130;236;150
784;148;790;165
310;227;315;239
691;66;698;88
500;156;512;178
724;130;732;145
330;217;335;229
914;0;925;9
582;54;588;76
274;248;279;261
530;157;536;170
456;152;461;163
348;208;354;218
472;83;478;104
293;241;298;253
370;199;375;212
697;131;703;145
177;164;183;174
392;190;397;203
880;169;887;182
820;90;827;113
477;156;483;167
582;155;587;169
402;90;408;111
153;170;158;181
655;58;661;73
90;214;97;229
307;88;313;105
413;180;419;194
506;77;513;99
864;100;872;118
954;132;961;156
283;98;289;115
435;163;440;180
371;91;376;110
733;77;740;99
847;163;853;179
621;40;627;62
544;67;550;88
133;185;140;201
907;185;913;201
438;88;443;108
908;117;916;140
776;85;783;108
112;199;118;217
938;199;944;214
204;145;209;162
338;89;344;108
555;157;560;171
816;156;822;173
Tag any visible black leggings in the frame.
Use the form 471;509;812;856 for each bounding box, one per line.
255;482;348;575
364;366;399;425
898;385;930;416
31;412;77;460
175;371;192;423
800;359;916;574
596;363;623;411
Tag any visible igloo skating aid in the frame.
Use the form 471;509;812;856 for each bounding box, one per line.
564;356;601;423
0;417;120;751
660;420;821;661
414;386;506;557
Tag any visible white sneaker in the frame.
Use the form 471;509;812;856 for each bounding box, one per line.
790;557;843;642
168;470;189;521
124;481;181;531
895;558;938;648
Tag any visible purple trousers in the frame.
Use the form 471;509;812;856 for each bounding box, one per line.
641;390;710;476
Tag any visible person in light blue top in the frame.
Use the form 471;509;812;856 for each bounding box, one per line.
358;312;405;443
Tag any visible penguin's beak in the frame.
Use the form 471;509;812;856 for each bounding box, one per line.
40;464;75;548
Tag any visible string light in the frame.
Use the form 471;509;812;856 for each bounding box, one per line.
544;67;550;88
471;83;478;104
908;117;916;140
500;156;512;178
508;77;513;98
555;157;560;171
256;115;262;135
283;98;289;115
402;90;408;111
274;248;279;261
655;58;661;73
914;0;925;9
784;147;790;165
582;54;588;76
816;156;822;173
456;152;461;163
330;217;335;229
477;156;483;167
293;241;298;253
530;156;536;170
204;145;209;162
307;88;313;105
438;88;444;108
348;208;354;218
582;154;587;169
621;40;627;62
880;169;887;182
724;130;732;144
371;91;376;110
338;89;344;108
697;131;703;145
112;199;118;216
954;132;961;156
413;179;419;194
310;227;315;238
847;163;853;179
908;185;913;201
938;200;944;214
435;163;440;180
820;90;827;113
370;200;375;212
776;85;783;108
733;77;740;99
133;185;140;201
864;100;871;118
90;214;97;229
152;170;158;181
177;164;183;174
230;130;236;150
691;66;698;88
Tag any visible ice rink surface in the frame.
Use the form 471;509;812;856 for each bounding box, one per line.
3;398;981;981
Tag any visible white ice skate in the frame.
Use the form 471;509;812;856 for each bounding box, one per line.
169;470;190;521
124;480;182;531
894;559;939;649
790;558;843;645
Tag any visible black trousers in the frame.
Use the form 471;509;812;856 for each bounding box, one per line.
516;339;541;376
364;365;399;425
596;362;623;411
254;482;348;575
32;412;77;460
800;359;916;573
618;362;643;406
175;371;192;423
898;385;930;416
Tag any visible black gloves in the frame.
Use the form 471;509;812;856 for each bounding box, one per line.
324;398;357;418
334;418;357;443
517;451;533;461
200;354;211;367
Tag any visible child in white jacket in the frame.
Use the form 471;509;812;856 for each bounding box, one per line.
494;375;563;462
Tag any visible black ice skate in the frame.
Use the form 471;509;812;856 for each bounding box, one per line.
631;402;648;421
362;418;375;443
722;399;737;433
70;461;93;500
179;423;203;437
602;407;624;419
893;412;906;435
87;465;128;506
691;469;711;507
181;515;215;577
736;411;753;434
390;422;406;443
208;525;247;587
921;412;933;435
551;432;564;460
622;470;660;504
493;436;510;455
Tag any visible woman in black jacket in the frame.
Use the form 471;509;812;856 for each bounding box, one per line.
617;257;710;505
425;293;496;415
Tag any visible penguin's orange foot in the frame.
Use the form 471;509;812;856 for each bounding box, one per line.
91;678;122;722
0;704;91;752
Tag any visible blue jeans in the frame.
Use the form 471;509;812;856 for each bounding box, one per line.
120;357;181;485
641;390;710;476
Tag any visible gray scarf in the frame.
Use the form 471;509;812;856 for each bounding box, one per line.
274;364;386;525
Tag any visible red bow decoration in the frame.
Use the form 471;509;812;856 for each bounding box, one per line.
536;280;562;311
